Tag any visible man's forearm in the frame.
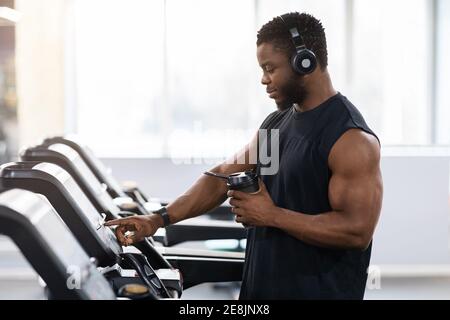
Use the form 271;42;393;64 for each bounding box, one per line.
165;173;229;225
270;207;371;250
162;139;257;226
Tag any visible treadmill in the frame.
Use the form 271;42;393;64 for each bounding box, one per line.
21;142;246;247
0;189;170;300
41;135;234;221
0;162;244;289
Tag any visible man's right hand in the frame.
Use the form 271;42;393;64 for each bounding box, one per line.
104;215;163;246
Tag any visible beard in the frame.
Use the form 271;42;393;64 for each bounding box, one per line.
276;73;308;111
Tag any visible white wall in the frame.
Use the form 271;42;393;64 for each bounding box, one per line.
371;155;450;266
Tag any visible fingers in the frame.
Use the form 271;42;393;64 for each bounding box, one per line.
112;220;138;246
115;225;130;245
227;189;249;200
229;198;243;208
125;231;145;245
235;214;246;224
104;217;135;227
230;200;246;226
116;228;144;246
104;219;121;227
232;207;250;225
106;216;152;246
231;206;242;215
258;178;266;192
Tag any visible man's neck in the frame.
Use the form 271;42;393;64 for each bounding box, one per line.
295;69;337;113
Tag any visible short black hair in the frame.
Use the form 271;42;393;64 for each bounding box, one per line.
257;12;328;70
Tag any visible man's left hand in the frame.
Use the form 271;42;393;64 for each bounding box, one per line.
228;179;279;227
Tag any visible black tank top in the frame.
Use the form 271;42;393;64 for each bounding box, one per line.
239;92;379;300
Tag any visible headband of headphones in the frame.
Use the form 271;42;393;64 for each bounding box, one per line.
278;14;308;52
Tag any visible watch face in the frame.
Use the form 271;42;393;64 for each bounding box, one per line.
154;207;170;226
156;207;167;214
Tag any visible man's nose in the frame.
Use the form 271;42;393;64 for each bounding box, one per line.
261;74;270;85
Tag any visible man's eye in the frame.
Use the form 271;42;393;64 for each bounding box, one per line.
265;67;274;73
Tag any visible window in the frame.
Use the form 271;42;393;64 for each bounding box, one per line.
165;0;258;160
436;0;450;144
351;0;430;145
70;0;448;159
72;0;166;157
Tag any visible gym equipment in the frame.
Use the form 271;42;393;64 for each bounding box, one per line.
41;136;235;220
0;161;244;289
21;142;246;246
21;144;144;218
42;136;149;203
0;189;169;300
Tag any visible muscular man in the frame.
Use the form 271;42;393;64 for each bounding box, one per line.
106;12;382;299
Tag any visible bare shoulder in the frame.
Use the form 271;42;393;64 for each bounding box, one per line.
328;129;380;175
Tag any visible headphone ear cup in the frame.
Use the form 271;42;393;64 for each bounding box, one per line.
291;49;317;75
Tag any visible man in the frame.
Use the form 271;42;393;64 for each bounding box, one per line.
105;12;382;299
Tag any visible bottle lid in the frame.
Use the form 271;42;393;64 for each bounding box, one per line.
227;171;258;189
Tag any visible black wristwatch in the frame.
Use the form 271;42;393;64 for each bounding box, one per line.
153;206;171;227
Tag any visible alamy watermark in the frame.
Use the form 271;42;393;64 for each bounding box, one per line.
66;265;82;290
366;265;382;290
169;121;280;176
